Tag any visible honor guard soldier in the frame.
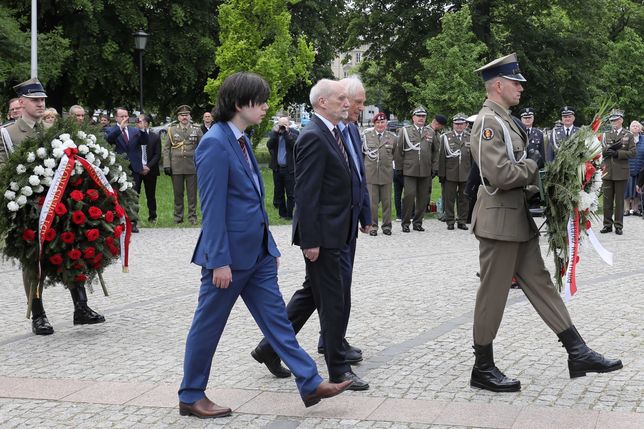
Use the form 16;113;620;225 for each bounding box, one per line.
469;53;622;393
600;109;635;235
438;113;471;230
545;106;579;162
362;112;396;235
519;108;545;169
2;78;105;335
394;106;438;232
163;105;203;224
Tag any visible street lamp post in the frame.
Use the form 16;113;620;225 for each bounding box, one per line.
132;30;149;113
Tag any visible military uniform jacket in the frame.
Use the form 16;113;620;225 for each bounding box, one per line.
394;125;437;177
526;127;545;169
163;123;203;175
438;131;472;182
1;118;37;167
545;126;579;162
471;100;540;242
362;128;396;185
602;128;635;181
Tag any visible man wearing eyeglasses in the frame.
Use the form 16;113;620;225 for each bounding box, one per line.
3;98;22;126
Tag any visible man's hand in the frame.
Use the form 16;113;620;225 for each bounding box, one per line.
303;247;320;262
212;266;232;289
360;225;372;234
142;165;150;176
164;167;172;176
119;117;129;130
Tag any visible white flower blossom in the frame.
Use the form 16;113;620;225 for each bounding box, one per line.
117;173;127;184
59;133;71;142
119;182;128;191
34;185;44;193
109;155;115;165
9;182;19;191
20;186;33;197
77;131;87;139
7;201;19;212
93;158;101;167
117;165;123;173
88;134;97;143
102;167;110;175
28;175;41;186
26;152;36;162
36;147;47;159
101;148;109;159
51;139;63;149
127;181;133;189
85;152;95;163
4;190;16;200
78;144;89;155
41;176;53;186
33;165;45;176
63;141;77;150
52;148;64;159
16;195;27;206
578;191;596;212
44;158;56;168
44;167;54;177
74;164;84;175
16;164;27;174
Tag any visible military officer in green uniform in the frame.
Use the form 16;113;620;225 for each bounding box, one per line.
1;78;104;335
163;105;203;224
362;112;396;236
469;53;622;393
438;113;471;230
600;109;635;235
394;106;438;233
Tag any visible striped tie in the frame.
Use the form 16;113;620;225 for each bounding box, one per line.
238;136;252;169
333;127;349;165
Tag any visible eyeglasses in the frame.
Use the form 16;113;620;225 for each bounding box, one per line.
9;108;20;112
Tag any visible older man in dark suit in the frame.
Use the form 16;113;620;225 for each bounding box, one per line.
136;114;161;222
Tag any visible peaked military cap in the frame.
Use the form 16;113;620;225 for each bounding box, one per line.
412;106;427;116
434;114;448;125
608;109;624;121
466;114;478;123
452;113;468;124
176;105;192;115
373;112;387;122
519;107;535;118
560;106;576;116
14;78;47;98
475;53;526;82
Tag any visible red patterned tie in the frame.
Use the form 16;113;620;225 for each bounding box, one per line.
122;128;129;144
333;127;349;165
238;136;252;168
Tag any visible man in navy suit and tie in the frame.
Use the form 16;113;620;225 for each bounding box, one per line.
106;107;148;232
178;72;351;419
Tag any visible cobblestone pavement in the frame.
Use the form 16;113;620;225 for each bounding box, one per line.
0;214;642;428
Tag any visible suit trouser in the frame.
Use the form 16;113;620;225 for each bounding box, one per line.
369;183;392;231
393;170;404;219
256;240;355;379
272;167;295;218
444;180;469;226
179;252;322;404
134;173;158;220
474;236;573;345
402;175;431;228
172;174;198;222
603;179;626;228
22;267;45;316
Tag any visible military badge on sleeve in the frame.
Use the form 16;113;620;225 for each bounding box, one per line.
482;128;494;140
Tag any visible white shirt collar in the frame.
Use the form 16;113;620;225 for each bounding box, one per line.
227;121;244;141
314;112;335;133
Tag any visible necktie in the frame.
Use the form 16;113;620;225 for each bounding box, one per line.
238;136;253;169
122;128;129;143
333;127;349;165
378;133;382;141
566;128;570;137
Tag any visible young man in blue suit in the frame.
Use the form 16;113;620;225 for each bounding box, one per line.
178;72;351;419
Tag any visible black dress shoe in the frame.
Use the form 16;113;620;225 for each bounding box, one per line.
413;225;425;232
457;223;468;230
32;314;54;335
402;225;410;233
615;227;623;235
318;340;363;356
369;229;377;236
383;229;391;236
131;224;140;233
600;226;612;233
470;343;521;392
251;347;292;378
74;306;106;325
330;371;369;391
345;348;363;364
447;224;455;230
557;326;623;378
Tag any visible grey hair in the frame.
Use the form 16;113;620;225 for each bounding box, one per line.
339;76;364;98
309;79;338;108
69;104;85;114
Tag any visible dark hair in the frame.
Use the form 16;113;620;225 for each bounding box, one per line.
114;107;128;116
212;72;270;123
142;114;152;125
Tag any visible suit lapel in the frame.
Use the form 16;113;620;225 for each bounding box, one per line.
222;124;261;197
313;116;350;175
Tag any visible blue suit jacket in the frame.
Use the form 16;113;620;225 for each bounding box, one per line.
346;122;372;236
191;122;280;270
105;125;148;174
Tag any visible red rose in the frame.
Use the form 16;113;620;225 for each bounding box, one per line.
73;262;84;269
91;253;103;265
86;189;99;201
114;225;124;238
38;196;45;207
55;203;67;216
61;231;75;244
105;236;114;246
48;254;63;265
74;274;88;282
72;210;86;225
83;247;96;259
84;228;100;242
108;245;119;256
70;190;84;202
67;249;82;260
22;229;36;242
88;206;103;220
71;177;83;187
104;210;114;222
44;228;56;242
114;204;125;218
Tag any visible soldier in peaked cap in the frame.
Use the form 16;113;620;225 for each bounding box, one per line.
438;113;471;230
394;105;438;232
362;112;396;235
163;104;203;224
469;53;621;393
519;107;545;169
600;109;635;235
545;106;580;162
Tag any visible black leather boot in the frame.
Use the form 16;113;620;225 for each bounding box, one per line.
31;298;54;335
557;326;623;378
70;285;105;325
251;346;292;378
470;343;521;392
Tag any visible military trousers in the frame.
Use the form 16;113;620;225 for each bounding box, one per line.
444;180;469;226
368;183;392;231
172;174;198;223
402;175;430;228
474;236;572;346
602;179;627;229
393;169;404;219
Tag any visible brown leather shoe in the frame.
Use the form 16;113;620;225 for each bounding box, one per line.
179;396;232;418
303;380;353;408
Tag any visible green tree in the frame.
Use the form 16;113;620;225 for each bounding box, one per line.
206;0;314;146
